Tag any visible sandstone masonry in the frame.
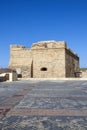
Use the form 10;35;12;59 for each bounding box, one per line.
9;40;79;78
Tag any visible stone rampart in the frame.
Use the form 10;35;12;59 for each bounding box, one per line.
9;41;79;78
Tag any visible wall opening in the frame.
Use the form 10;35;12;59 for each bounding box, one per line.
6;74;9;80
16;68;22;78
40;67;47;71
31;61;33;78
17;74;22;78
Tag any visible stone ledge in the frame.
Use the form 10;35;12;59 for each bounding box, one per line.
18;78;87;81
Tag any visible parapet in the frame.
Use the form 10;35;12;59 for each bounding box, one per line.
9;41;78;57
66;47;79;57
10;45;26;50
31;40;67;49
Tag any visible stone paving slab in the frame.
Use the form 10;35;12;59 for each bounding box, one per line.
15;97;87;110
0;80;87;129
0;116;87;130
7;109;87;116
27;93;87;98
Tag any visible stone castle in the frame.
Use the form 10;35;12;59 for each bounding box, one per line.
9;40;79;78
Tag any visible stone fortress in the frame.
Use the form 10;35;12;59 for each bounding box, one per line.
9;40;79;78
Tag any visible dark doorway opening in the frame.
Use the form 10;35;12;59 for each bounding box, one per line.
6;74;9;80
17;74;22;78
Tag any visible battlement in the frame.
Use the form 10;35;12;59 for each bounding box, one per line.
10;45;25;48
66;47;78;57
10;41;78;57
31;40;67;49
10;45;26;50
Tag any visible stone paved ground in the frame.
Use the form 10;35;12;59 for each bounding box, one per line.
0;80;87;129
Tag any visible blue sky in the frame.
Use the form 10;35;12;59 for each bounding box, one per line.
0;0;87;68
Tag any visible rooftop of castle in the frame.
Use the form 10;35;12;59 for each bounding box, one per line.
31;40;67;48
10;40;78;57
32;40;66;45
10;45;25;48
33;40;66;44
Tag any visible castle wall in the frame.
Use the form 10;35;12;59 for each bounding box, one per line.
32;48;65;78
9;45;32;78
80;70;87;78
65;49;79;77
9;41;79;78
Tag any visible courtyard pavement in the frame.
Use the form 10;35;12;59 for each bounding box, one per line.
0;79;87;129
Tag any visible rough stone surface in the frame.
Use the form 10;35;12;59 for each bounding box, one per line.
9;41;79;78
81;70;87;78
0;80;87;129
